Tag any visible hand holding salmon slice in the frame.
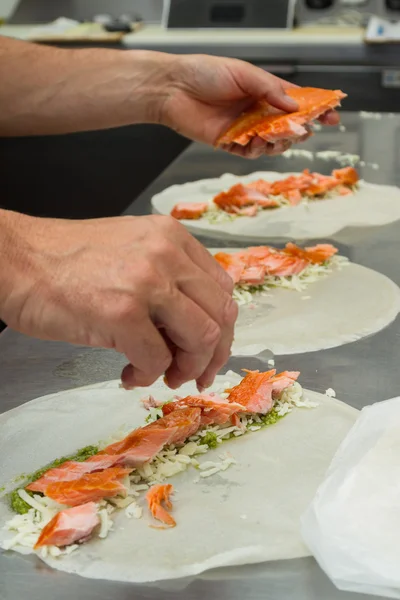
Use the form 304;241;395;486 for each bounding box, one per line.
215;87;346;148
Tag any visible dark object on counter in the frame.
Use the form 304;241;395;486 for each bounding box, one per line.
164;0;294;29
103;20;133;33
305;0;334;8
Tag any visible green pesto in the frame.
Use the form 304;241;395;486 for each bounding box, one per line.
8;445;99;515
259;408;284;427
202;431;219;449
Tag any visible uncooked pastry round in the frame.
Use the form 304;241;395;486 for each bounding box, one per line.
209;249;400;356
152;171;400;242
0;375;357;583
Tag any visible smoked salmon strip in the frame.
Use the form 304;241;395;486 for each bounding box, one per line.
215;87;347;147
146;484;176;527
146;407;202;445
43;467;132;506
284;242;338;264
34;502;100;549
162;394;245;426
214;242;338;285
26;455;120;493
170;202;208;220
227;369;300;414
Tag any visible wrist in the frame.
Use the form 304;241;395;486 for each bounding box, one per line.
0;209;38;326
123;50;180;125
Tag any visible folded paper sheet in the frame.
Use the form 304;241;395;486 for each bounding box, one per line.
152;171;400;242
0;375;358;583
302;397;400;599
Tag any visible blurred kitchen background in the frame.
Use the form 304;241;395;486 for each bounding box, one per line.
1;0;400;220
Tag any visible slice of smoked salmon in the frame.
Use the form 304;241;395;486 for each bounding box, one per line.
147;407;202;445
214;252;245;284
162;394;244;426
332;166;359;186
227;369;300;414
239;265;267;286
215;88;347;147
284;243;338;264
213;184;266;213
99;425;176;462
171;202;208;220
44;467;132;506
146;483;176;527
27;455;120;494
34;502;100;549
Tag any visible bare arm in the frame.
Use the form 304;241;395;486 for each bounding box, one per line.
0;36;176;136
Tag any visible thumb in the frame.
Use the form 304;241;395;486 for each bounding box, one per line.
236;64;299;113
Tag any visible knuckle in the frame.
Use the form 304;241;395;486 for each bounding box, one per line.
197;318;221;350
219;293;238;326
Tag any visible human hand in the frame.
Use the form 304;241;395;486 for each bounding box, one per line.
160;54;339;159
0;212;237;390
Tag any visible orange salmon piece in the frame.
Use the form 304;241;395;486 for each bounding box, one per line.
227;369;277;414
34;502;100;549
44;467;132;506
162;394;244;426
332;166;359;186
99;424;176;462
227;369;300;414
146;484;176;527
214;252;245;284
213;184;266;213
27;455;119;494
284;242;338;264
215;88;346;147
147;407;202;444
170;202;208;220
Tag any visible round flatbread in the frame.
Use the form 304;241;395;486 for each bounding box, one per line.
152;171;400;242
0;375;357;583
209;249;400;356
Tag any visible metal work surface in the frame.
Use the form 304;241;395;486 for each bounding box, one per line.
1;111;400;599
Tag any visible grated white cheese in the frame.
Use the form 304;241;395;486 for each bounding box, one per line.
233;255;348;306
325;388;336;398
3;377;317;555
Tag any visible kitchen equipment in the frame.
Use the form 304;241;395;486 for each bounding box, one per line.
296;0;400;25
163;0;296;29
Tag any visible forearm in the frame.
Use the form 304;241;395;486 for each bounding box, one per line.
0;209;39;324
0;36;177;136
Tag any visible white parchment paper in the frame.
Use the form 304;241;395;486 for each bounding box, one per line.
0;376;357;583
209;250;400;355
151;171;400;242
301;397;400;599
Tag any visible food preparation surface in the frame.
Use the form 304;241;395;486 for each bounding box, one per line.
1;111;400;599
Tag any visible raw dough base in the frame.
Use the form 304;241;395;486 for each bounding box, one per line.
0;375;357;583
210;250;400;356
152;171;400;242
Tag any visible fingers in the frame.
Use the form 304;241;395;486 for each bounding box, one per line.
234;63;299;113
318;109;340;126
155;291;222;389
178;266;238;389
155;266;237;388
183;234;234;296
221;137;292;159
119;318;173;389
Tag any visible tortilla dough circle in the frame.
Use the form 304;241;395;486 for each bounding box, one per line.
209;250;400;356
152;171;400;242
0;375;358;583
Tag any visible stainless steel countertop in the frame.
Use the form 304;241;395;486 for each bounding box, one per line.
1;111;400;599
